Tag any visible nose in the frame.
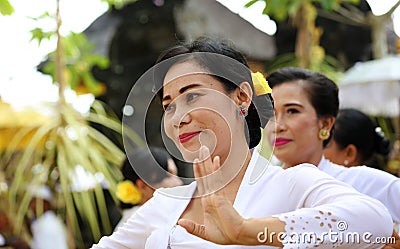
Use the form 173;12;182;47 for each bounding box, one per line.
272;115;286;133
171;107;191;128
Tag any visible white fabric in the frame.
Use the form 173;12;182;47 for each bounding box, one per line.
115;206;141;230
318;156;400;223
30;211;68;249
92;151;392;249
395;223;400;235
0;233;5;246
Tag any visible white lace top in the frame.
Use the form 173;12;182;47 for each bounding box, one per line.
92;151;392;249
318;156;400;223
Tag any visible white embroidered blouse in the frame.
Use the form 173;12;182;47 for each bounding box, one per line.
318;156;400;223
92;151;392;249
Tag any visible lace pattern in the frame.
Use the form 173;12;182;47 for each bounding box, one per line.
274;209;345;248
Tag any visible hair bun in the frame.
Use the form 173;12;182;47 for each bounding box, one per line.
374;127;390;155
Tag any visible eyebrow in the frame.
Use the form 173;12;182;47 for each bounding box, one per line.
162;83;201;102
283;103;304;108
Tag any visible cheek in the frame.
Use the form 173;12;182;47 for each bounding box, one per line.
264;122;275;143
296;118;319;138
163;116;173;139
198;109;230;134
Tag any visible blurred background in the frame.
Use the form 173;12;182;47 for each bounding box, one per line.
1;0;400;248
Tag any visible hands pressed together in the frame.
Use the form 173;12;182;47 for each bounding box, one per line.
177;146;250;245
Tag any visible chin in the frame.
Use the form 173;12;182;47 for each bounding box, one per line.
181;152;199;163
178;144;201;162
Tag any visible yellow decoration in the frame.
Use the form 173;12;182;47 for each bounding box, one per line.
251;72;272;96
116;180;142;205
0;100;52;151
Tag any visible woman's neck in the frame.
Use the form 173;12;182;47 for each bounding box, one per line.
217;143;252;202
282;151;323;169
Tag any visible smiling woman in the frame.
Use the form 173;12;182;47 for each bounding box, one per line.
161;62;251;163
260;67;400;248
92;37;393;249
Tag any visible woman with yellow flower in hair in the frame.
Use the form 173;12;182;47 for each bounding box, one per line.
92;37;393;249
115;147;183;229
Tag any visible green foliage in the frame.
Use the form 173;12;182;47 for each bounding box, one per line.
39;32;110;95
100;0;137;9
264;52;344;83
0;0;14;15
0;0;143;246
28;12;54;45
30;28;53;45
246;0;360;21
1;100;128;244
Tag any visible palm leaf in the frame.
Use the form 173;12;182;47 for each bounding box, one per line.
1;101;132;247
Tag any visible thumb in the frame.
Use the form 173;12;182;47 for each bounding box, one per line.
178;219;206;238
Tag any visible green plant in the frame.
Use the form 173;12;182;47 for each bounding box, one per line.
0;0;143;247
0;0;13;15
246;0;359;71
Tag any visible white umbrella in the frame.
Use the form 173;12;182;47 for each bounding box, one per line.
339;55;400;117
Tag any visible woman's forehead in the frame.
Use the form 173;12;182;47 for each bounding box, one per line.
163;60;209;85
272;82;307;98
272;82;312;107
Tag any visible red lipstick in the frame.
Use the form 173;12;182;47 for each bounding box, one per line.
274;137;291;147
179;132;200;143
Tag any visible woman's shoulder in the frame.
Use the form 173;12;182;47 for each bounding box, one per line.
278;163;353;192
323;158;399;184
248;149;333;185
287;162;338;178
250;159;338;190
154;181;197;203
131;183;196;225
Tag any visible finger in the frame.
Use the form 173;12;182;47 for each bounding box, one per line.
212;155;220;172
198;146;209;177
193;159;205;196
199;146;215;195
167;158;178;175
211;155;224;192
200;146;214;176
178;219;206;239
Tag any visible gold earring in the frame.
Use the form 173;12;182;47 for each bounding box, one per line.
319;129;330;140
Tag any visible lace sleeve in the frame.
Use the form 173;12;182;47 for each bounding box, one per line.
273;164;393;249
274;208;344;248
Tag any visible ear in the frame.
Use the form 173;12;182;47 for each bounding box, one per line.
233;82;253;109
319;116;335;132
344;144;358;166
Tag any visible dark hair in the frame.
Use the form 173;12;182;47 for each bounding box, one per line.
266;67;339;146
121;147;172;208
153;37;272;148
332;108;390;164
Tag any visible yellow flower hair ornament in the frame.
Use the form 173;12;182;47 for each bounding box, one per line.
116;180;142;205
251;72;272;96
